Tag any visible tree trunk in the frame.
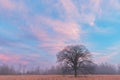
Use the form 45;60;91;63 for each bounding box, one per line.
74;64;77;77
74;60;77;77
74;68;77;77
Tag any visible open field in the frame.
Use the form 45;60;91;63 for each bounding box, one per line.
0;75;120;80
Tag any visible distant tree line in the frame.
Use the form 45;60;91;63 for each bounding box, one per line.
0;44;119;76
0;63;119;75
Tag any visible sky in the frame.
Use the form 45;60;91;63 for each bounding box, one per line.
0;0;120;68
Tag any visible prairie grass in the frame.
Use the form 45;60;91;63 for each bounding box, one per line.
0;75;120;80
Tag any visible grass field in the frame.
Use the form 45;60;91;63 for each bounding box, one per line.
0;75;120;80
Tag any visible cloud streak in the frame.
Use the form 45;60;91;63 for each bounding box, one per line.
95;52;119;64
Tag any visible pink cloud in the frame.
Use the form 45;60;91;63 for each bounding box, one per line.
0;53;41;65
28;15;81;53
0;54;21;63
0;0;16;10
0;0;28;15
33;15;80;40
0;54;11;62
39;16;80;40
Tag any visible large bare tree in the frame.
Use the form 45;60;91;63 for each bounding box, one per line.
57;45;92;77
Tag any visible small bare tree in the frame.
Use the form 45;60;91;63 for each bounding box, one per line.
57;45;92;77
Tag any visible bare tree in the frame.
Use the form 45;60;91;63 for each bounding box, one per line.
57;45;92;77
78;60;95;75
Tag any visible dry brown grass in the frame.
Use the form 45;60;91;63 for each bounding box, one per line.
0;75;120;80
